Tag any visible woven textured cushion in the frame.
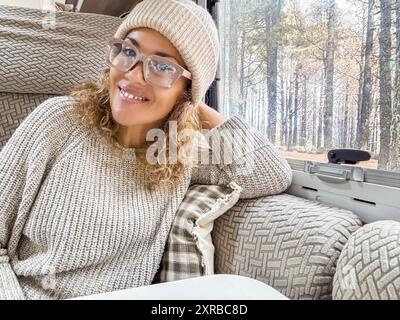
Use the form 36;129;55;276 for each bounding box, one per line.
0;92;54;150
333;220;400;300
212;193;362;299
0;5;121;95
153;182;242;283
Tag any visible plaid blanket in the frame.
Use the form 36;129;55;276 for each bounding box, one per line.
153;182;242;283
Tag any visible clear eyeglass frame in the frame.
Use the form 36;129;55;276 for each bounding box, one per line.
106;37;192;89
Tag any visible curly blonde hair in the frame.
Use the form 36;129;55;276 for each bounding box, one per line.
69;68;202;192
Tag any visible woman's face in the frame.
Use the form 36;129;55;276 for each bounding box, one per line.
109;27;188;128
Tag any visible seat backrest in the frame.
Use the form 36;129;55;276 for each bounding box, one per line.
0;5;122;150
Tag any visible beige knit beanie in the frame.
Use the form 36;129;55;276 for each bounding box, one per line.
113;0;220;107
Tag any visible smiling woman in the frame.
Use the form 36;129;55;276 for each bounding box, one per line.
70;0;226;191
108;28;190;147
0;0;293;300
70;35;201;190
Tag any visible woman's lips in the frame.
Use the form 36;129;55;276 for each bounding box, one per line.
118;86;149;104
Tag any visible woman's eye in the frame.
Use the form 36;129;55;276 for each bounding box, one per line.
123;48;137;58
152;62;175;73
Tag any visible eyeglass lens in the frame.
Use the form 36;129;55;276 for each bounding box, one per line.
108;41;181;88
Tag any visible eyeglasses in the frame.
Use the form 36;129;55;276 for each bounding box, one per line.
106;37;191;89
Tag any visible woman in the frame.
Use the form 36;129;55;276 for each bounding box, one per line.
0;0;292;300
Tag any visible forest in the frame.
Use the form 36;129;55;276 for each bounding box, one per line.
217;0;399;171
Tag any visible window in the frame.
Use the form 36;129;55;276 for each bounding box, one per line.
216;0;400;172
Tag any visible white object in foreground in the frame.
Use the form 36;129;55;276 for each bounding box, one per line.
72;274;288;300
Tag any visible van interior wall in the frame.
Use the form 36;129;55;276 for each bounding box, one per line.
78;0;139;16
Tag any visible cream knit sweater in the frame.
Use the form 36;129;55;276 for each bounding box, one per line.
0;96;292;300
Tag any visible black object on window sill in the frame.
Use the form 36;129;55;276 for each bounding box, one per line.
328;149;371;165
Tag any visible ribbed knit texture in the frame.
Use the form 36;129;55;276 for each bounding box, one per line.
0;96;292;300
114;0;220;107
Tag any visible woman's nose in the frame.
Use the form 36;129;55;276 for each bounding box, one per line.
126;61;147;85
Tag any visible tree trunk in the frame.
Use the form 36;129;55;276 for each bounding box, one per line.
392;0;400;169
280;76;286;146
244;83;249;118
239;27;246;118
300;75;307;147
293;67;300;148
318;74;324;150
285;78;290;147
343;82;350;148
378;0;392;170
356;3;367;147
219;0;228;115
312;82;318;149
261;81;267;136
323;0;335;150
228;0;239;116
264;0;283;144
356;0;375;150
288;79;294;151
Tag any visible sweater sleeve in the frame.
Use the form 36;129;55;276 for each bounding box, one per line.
0;96;75;299
190;115;293;199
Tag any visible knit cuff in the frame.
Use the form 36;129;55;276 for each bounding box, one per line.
0;251;25;300
203;115;269;167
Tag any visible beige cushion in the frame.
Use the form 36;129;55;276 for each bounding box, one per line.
333;220;400;300
0;5;121;95
212;193;362;299
0;92;54;150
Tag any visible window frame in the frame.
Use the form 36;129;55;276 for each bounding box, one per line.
209;0;400;221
